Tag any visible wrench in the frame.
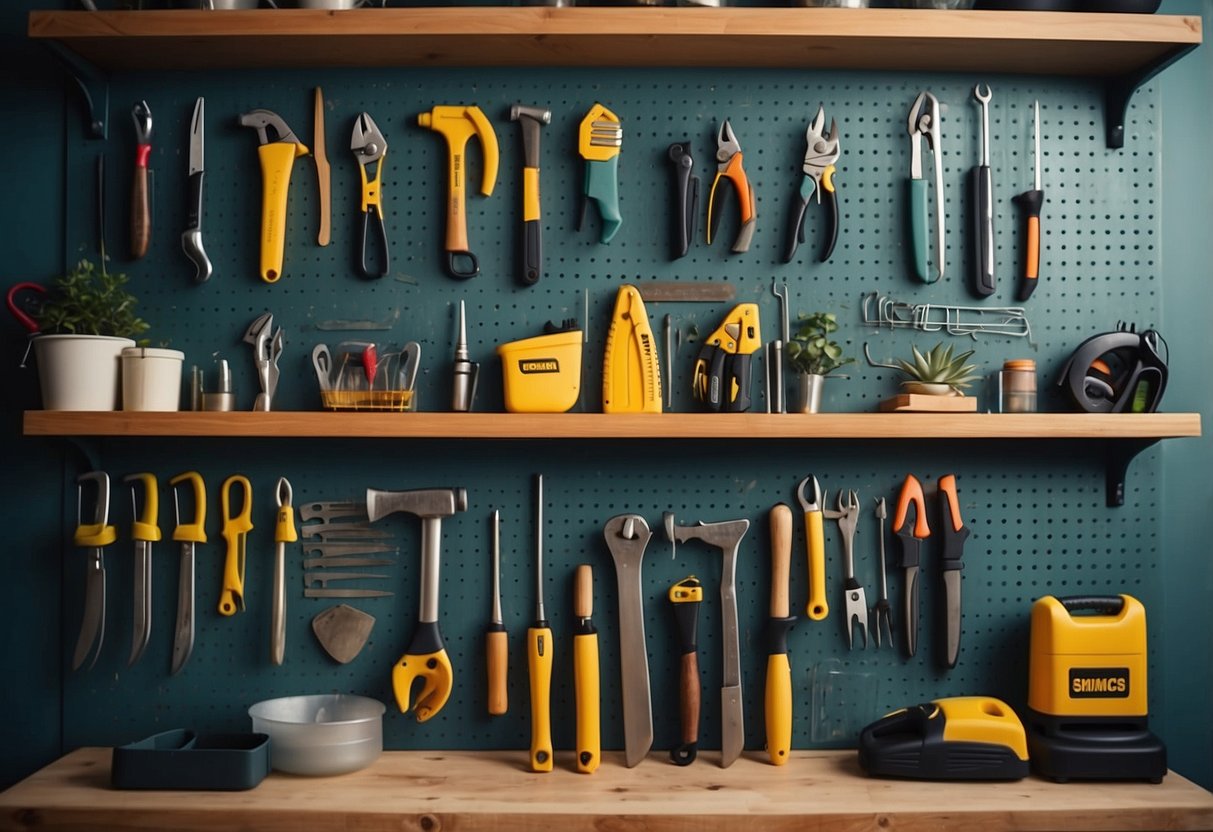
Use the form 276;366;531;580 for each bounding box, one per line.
604;514;654;768
835;490;867;650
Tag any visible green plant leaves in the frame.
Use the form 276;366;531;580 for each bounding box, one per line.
786;311;854;377
38;260;150;340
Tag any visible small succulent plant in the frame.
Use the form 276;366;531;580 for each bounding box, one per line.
785;312;854;377
893;342;980;394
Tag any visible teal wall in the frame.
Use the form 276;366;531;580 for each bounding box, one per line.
1;1;1210;793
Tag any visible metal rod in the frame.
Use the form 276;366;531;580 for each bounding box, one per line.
535;474;544;621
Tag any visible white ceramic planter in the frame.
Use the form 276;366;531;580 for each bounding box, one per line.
122;347;186;412
32;334;135;411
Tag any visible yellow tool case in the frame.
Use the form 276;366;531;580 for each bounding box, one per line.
1026;594;1166;782
497;327;583;414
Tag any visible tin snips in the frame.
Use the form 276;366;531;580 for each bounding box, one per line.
244;312;283;411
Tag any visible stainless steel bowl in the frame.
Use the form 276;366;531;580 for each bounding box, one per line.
249;694;385;776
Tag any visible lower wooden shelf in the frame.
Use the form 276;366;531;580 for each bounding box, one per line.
2;748;1211;831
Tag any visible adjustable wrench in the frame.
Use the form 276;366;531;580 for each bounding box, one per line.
835;490;867;650
604;514;654;768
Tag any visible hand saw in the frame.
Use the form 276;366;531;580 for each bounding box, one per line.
602;285;662;413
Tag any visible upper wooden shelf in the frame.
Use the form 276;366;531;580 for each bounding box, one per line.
21;410;1202;441
28;8;1202;74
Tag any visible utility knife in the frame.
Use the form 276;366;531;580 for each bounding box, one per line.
938;475;969;669
182;97;212;283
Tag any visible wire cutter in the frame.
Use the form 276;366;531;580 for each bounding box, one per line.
938;475;969;669
218;475;253;617
908;91;945;283
893;474;930;659
351;112;389;279
783;105;840;264
707;119;756;254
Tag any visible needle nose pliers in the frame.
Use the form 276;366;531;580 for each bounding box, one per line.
707;119;757;254
783;105;840;264
907;91;945;284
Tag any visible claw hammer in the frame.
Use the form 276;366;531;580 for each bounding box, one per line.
367;487;467;721
509;105;550;287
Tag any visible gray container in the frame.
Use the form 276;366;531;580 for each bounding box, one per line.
249;694;385;776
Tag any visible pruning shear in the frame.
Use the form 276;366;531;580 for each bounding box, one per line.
244;312;283;411
783;105;840;264
908;91;945;283
6;282;46;367
691;303;762;412
351;112;389;279
218;475;253;617
707;119;756;254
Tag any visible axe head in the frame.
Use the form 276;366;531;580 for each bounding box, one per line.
366;488;468;522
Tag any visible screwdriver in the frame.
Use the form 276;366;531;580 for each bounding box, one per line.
486;510;508;716
528;474;553;772
1015;100;1044;302
573;564;600;774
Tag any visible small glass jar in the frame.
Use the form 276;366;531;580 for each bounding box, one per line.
1000;359;1037;413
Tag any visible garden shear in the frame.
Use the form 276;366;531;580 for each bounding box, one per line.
893;473;930;658
218;475;253;617
244;312;282;411
907;91;945;283
783;105;840;264
706;119;756;254
351;112;389;279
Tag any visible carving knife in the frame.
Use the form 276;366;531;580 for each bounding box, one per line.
73;472;115;671
314;87;331;246
123;473;160;667
938;475;969;669
604;514;654;768
182;97;212;282
170;472;206;675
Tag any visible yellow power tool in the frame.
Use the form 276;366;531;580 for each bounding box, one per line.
603;285;662;414
691;303;761;412
238;110;309;283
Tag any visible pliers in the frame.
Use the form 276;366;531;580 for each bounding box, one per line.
707;119;757;254
892;474;930;658
907;92;945;283
351;112;389;279
244;312;283;412
783;105;840;264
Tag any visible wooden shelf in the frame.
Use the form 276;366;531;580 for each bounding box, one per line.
21;410;1202;440
28;8;1201;74
3;748;1212;832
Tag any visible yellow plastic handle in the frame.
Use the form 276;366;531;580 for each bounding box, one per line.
528;625;554;772
765;653;792;766
169;471;207;544
219;475;253;616
124;472;161;543
805;509;828;620
393;649;454;722
74;522;116;549
274;503;297;545
574;632;601;774
257;140;309;283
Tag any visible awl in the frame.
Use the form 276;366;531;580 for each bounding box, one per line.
486;510;508;716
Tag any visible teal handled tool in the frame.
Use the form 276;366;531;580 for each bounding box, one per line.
907;91;944;283
578;103;622;244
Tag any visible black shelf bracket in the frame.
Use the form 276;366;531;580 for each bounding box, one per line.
1104;42;1198;149
46;41;108;141
1105;438;1159;508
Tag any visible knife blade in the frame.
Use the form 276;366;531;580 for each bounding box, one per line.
171;541;195;675
182;97;212;283
938;474;969;669
72;553;106;671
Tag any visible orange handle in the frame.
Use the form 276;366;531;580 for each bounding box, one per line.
893;474;930;539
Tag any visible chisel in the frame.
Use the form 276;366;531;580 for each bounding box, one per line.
528;474;553;772
487;510;508;716
1015;100;1044;302
573;564;600;774
765;503;795;765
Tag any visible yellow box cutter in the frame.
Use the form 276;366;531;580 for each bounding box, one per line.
218;475;253;616
239;110;309;283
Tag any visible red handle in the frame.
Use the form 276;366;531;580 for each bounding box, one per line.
6;282;46;334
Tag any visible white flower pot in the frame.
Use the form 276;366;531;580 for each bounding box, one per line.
32;334;135;411
122;347;185;412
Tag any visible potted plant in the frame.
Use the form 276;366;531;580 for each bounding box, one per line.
864;342;981;411
784;312;854;413
29;260;153;411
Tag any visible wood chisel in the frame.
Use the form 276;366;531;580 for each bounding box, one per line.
169;472;206;676
765;503;795;766
73;472;115;672
573;564;600;774
123;473;160;668
1015;100;1044;302
272;477;297;666
604;514;654;768
486;510;508;716
528;475;554;771
314;87;330;247
668;576;702;766
603;285;662;414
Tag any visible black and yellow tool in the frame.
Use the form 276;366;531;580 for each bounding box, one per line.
668;576;702;766
1026;594;1165;782
765;503;795;766
603;285;661;414
486;510;508;716
238;110;309;283
691;303;761;412
573;564;600;774
859;697;1029;781
218;475;252;617
529;474;554;772
510;104;551;286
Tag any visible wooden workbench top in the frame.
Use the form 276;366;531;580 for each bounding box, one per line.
3;748;1212;831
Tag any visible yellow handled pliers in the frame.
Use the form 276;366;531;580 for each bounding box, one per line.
351;112;389;279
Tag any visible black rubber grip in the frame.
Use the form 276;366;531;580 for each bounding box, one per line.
766;616;796;656
185;170;204;233
782;195;809;264
1059;595;1125;616
820;182;839;263
409;620;445;655
521;219;541;285
969;165;994;296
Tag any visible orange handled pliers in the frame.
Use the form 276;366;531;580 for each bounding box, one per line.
707;119;756;254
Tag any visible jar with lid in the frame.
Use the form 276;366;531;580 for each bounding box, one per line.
999;359;1037;413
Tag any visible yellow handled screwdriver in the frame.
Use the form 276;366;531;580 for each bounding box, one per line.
528;474;553;772
573;564;600;774
486;510;508;716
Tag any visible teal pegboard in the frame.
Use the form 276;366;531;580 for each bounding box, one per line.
56;65;1163;758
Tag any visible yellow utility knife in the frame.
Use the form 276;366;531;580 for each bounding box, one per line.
218;475;253;616
765;503;795;765
238;109;309;283
603;285;662;414
573;564;600;774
